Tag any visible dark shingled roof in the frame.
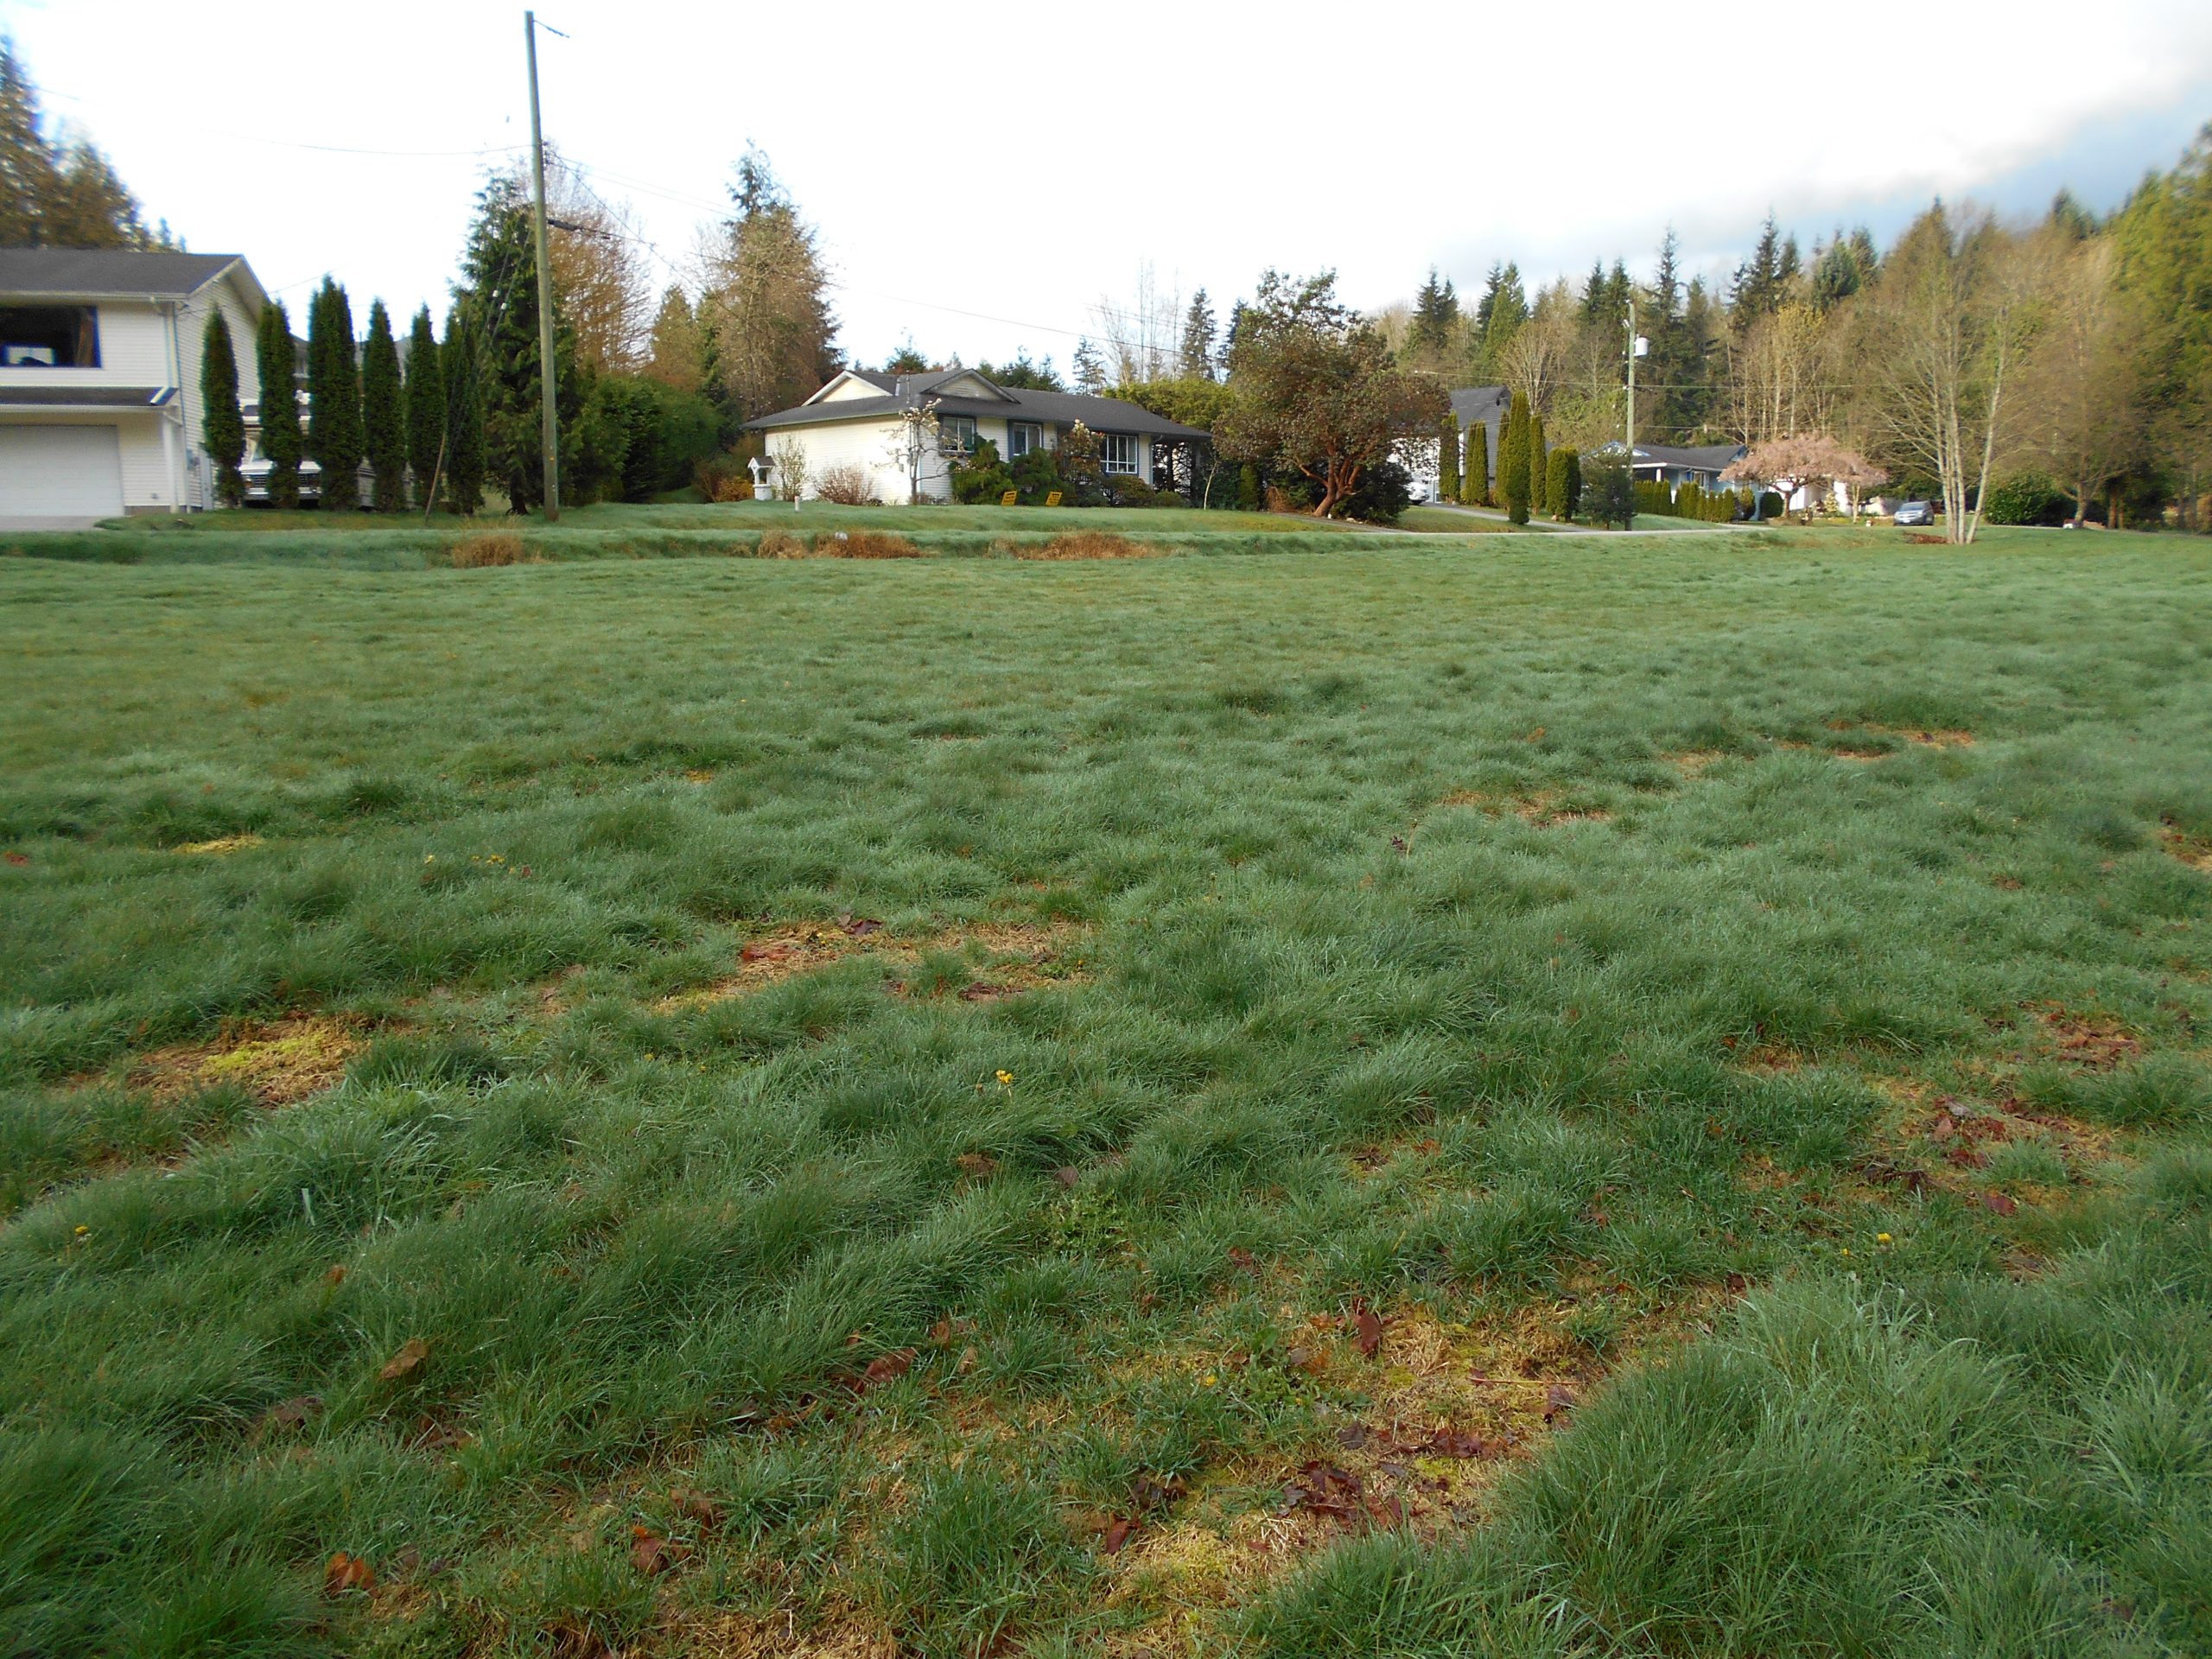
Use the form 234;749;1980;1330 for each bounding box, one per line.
1448;385;1510;427
745;368;1210;440
0;249;244;300
0;385;175;407
1631;442;1745;472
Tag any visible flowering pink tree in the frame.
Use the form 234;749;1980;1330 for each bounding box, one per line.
1725;433;1888;522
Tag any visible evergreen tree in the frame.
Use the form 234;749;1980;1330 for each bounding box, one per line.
1810;233;1864;311
404;306;444;510
1500;391;1532;524
1729;213;1786;329
1220;300;1249;378
1478;262;1528;368
305;277;362;511
1179;288;1217;379
1602;261;1633;331
0;38;166;249
1548;446;1581;521
1463;416;1489;504
1408;267;1459;361
1580;261;1608;323
442;302;486;515
198;310;245;507
360;299;405;512
1071;335;1108;394
1439;411;1460;502
454;175;582;512
253;298;302;509
1528;413;1548;514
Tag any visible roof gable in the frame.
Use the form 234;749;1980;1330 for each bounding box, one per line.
0;249;248;301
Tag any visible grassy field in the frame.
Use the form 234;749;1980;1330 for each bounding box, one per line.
3;522;2210;1656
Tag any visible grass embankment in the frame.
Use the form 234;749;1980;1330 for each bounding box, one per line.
2;531;2209;1656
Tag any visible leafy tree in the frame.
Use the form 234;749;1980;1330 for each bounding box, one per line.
1179;289;1218;380
2111;128;2212;527
1499;391;1532;524
1528;413;1548;514
305;278;362;511
442;303;486;515
1056;421;1106;504
587;375;717;501
950;436;1016;504
644;286;706;392
696;147;840;420
252;299;302;508
1218;270;1448;518
0;38;168;248
198;311;245;507
1440;412;1461;502
1548;445;1582;521
360;301;405;512
404;307;444;511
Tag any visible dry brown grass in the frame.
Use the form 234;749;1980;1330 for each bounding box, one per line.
2160;821;2212;872
445;531;536;568
658;920;1090;1009
1011;531;1166;561
122;1014;364;1106
2030;1002;2141;1070
754;528;925;560
1667;749;1730;779
172;834;263;856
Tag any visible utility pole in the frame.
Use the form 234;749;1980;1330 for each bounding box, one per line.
1624;295;1637;464
524;10;559;521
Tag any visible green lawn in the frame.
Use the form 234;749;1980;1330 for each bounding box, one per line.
3;527;2210;1656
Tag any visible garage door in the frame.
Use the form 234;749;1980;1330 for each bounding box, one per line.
0;425;125;516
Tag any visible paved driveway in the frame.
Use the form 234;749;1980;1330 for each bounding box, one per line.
0;515;103;532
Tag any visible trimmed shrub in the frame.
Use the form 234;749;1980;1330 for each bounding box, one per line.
1981;472;2069;526
950;438;1015;505
1548;446;1580;522
1634;479;1675;518
1755;490;1786;521
1500;393;1532;524
1463;421;1489;505
1236;463;1261;512
1528;415;1548;515
697;454;754;502
1439;413;1461;503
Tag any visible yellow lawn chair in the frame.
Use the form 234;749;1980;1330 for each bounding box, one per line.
1000;489;1019;506
1045;491;1064;507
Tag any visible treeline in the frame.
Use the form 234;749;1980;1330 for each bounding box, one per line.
0;41;174;250
1389;124;2212;535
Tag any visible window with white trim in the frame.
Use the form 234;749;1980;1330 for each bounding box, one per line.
939;414;977;453
1008;422;1040;458
1099;432;1140;475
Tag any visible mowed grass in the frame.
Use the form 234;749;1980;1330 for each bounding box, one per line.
1;527;2210;1656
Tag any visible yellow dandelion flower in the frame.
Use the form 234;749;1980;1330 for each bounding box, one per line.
1877;1232;1893;1244
1201;1372;1218;1387
995;1070;1014;1085
73;1224;88;1236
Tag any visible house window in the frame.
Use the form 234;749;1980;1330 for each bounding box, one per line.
1007;422;1040;458
1099;433;1141;475
940;415;976;454
0;306;99;367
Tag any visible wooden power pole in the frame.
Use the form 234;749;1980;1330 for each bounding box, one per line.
524;10;559;521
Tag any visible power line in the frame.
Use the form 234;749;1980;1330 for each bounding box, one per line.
26;73;524;159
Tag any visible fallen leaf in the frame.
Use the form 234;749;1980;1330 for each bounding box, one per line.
844;918;885;937
1351;1301;1384;1360
739;940;792;963
1227;1246;1259;1274
957;981;1004;1001
860;1348;916;1391
1285;1344;1327;1376
1051;1166;1080;1187
411;1414;472;1451
324;1551;375;1596
1929;1113;1957;1140
630;1526;675;1576
1544;1383;1579;1424
1337;1423;1371;1450
1981;1191;2018;1216
954;1152;999;1178
257;1394;323;1436
2;852;26;867
1389;836;1409;855
670;1488;721;1530
1131;1474;1186;1514
378;1338;428;1382
1417;1427;1503;1459
1101;1517;1135;1554
1281;1460;1364;1523
929;1317;956;1347
956;1344;978;1375
322;1264;347;1288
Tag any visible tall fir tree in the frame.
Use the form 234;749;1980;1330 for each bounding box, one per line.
1528;413;1548;515
359;299;405;512
252;298;302;509
1071;335;1107;393
442;302;486;515
454;175;582;512
1408;267;1459;362
305;277;362;511
403;306;444;510
198;310;245;506
1439;411;1460;502
1500;391;1532;524
1179;288;1217;379
1463;415;1489;504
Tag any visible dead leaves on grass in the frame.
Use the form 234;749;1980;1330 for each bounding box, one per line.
661;919;1089;1010
123;1014;363;1108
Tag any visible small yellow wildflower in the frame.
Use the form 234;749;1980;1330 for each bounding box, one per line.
1840;1248;1853;1257
1201;1372;1218;1387
1876;1232;1893;1244
995;1070;1014;1085
73;1224;88;1236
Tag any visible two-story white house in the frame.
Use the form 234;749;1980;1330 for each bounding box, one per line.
741;366;1210;503
0;249;270;521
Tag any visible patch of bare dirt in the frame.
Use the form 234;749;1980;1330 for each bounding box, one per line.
1433;789;1611;828
660;920;1090;1009
684;1610;895;1659
1667;749;1729;779
2160;821;2212;873
123;1014;364;1105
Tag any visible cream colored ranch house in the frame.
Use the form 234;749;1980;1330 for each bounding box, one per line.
742;366;1210;503
0;249;270;521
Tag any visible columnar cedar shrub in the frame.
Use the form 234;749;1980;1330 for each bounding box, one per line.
1635;479;1676;517
197;311;245;506
1439;413;1460;502
442;304;486;516
1548;445;1580;520
1500;391;1532;524
360;301;405;513
251;299;301;508
306;278;362;512
1236;463;1260;511
1529;413;1548;515
404;307;443;510
1462;420;1488;505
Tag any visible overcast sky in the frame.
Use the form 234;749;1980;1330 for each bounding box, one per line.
10;0;2212;373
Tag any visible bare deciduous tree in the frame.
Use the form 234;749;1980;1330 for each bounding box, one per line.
1495;282;1580;416
1726;301;1836;445
2016;233;2143;522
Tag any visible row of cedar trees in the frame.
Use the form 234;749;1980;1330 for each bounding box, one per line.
197;285;485;512
1435;391;1583;525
